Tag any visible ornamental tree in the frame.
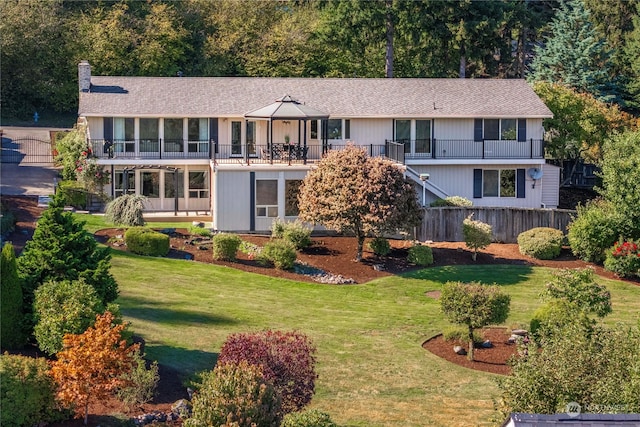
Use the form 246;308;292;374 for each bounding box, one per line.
440;281;510;361
297;145;422;261
0;243;25;349
18;193;118;331
462;214;492;261
543;268;611;319
50;311;138;425
217;330;317;415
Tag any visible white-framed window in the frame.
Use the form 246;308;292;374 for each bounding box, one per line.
113;118;135;153
164;170;184;198
188;118;209;153
327;119;350;140
141;171;160;198
164;118;183;153
114;170;136;197
484;119;518;140
310;120;318;139
188;171;209;199
256;179;278;217
483;169;516;197
140;118;159;152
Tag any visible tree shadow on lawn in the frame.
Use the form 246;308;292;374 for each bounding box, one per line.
404;264;535;286
119;295;238;327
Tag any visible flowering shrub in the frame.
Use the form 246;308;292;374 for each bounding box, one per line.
76;149;110;194
604;239;640;278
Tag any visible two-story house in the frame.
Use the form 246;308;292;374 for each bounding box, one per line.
77;61;557;232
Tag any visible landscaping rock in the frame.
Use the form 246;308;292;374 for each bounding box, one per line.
481;340;493;348
192;221;204;227
171;399;192;418
373;264;385;271
453;345;467;355
511;329;528;336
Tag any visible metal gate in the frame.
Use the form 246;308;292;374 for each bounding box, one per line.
0;137;54;164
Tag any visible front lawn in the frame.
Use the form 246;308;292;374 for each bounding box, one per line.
108;249;640;427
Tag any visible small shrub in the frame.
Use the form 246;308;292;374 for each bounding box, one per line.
188;225;213;238
272;219;312;250
212;233;242;261
116;352;159;408
281;409;337;427
271;217;287;239
0;355;69;427
259;240;297;270
368;237;391;256
462;214;492;261
105;194;147;226
185;361;281;427
34;279;104;355
604;239;640;278
430;196;473;207
239;240;262;259
407;245;433;266
282;221;312;250
442;326;483;345
218;330;317;415
567;200;624;263
0;206;16;235
517;227;564;260
124;227;170;257
56;180;88;209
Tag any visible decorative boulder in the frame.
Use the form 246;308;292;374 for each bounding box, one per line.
171;399;192;418
481;340;493;348
453;345;467;356
511;329;528;336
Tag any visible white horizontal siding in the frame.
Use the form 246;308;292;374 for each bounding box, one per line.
410;164;544;208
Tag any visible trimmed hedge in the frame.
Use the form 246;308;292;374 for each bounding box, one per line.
124;227;170;256
272;219;312;250
56;180;88;209
0;355;69;427
212;233;241;261
430;196;473;207
408;245;433;266
517;227;564;260
282;409;337;427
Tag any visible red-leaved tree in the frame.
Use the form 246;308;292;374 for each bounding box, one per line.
50;311;139;425
217;330;317;415
298;145;422;261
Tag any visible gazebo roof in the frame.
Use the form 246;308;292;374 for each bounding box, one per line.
244;95;329;120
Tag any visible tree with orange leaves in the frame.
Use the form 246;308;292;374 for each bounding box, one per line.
50;311;139;425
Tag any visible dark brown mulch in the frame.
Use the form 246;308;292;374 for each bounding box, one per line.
422;328;520;375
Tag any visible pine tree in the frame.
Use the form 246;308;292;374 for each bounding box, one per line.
1;243;25;349
17;194;117;332
528;0;615;102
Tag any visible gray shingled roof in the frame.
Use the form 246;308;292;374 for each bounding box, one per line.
78;76;552;119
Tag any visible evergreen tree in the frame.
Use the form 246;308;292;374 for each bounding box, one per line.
1;243;25;349
528;0;615;102
623;2;640;112
18;194;117;332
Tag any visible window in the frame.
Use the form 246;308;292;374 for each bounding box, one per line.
164;119;183;152
310;121;318;139
188;118;209;153
188;171;209;199
164;170;184;198
285;180;302;216
114;171;135;197
328;119;342;139
483;169;515;197
141;171;160;198
246;121;256;156
113;118;135;153
484;119;518;140
344;119;350;139
231;121;242;155
140;118;159;152
256;179;278;217
395;119;411;154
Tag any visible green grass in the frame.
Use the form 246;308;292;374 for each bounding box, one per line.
74;212;194;234
106;249;640;427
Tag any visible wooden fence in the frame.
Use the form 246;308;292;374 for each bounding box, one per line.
417;207;576;243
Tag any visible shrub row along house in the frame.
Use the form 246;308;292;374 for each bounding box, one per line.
77;60;558;232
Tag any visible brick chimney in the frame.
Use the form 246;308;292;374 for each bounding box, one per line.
78;60;91;93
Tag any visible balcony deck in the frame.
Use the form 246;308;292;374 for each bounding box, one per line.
89;139;544;165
